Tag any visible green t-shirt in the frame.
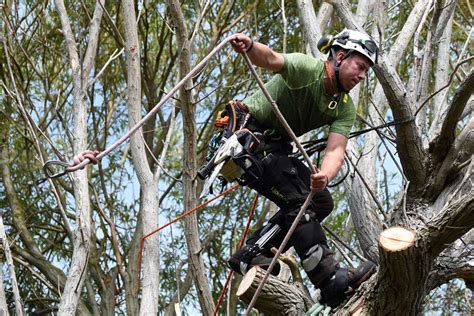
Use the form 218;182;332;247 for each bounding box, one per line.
243;53;355;139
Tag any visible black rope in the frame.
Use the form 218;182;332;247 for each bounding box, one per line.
298;117;414;156
293;117;414;187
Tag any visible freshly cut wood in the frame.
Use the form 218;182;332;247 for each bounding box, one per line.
379;226;416;251
237;266;313;315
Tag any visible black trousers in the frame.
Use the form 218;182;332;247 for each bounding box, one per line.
245;148;334;259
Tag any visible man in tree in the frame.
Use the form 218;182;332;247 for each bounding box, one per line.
225;30;379;308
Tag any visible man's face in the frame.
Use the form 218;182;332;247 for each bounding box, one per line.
337;52;371;91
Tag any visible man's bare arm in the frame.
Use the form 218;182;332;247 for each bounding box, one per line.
311;132;348;192
230;33;284;72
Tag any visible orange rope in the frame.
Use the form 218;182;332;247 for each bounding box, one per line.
138;184;240;279
212;193;259;315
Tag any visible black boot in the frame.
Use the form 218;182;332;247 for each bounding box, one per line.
319;261;377;308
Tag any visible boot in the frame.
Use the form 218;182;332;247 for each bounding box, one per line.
348;260;377;291
227;245;281;276
319;261;376;308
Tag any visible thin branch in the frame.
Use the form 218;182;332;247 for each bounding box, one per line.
88;48;124;88
346;155;387;221
415;57;474;116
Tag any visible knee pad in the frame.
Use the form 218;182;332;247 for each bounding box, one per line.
301;244;324;272
290;220;327;256
302;244;338;288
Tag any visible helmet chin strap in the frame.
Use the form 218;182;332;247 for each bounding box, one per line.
330;48;353;94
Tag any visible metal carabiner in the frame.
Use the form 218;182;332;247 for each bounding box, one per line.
43;160;71;179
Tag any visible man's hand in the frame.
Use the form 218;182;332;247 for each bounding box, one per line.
73;150;99;168
230;33;253;53
310;169;329;192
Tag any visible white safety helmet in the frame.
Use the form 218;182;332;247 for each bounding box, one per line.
331;29;378;65
318;29;379;65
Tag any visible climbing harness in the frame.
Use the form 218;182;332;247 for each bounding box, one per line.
240;51;319;315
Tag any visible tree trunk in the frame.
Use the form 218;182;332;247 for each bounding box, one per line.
0;260;8;316
53;0;105;313
121;0;161;314
167;0;215;314
55;0;92;310
0;215;23;315
237;267;312;315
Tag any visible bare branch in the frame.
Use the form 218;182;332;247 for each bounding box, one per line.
421;190;474;257
429;69;474;164
122;0;160;314
428;116;474;198
166;0;215;313
427;232;474;290
82;0;105;79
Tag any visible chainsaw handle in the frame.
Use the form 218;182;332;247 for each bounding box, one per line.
197;158;216;180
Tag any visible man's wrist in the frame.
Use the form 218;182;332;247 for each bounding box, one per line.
246;39;254;52
324;174;329;187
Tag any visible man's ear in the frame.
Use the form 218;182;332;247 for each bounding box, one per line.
335;51;348;63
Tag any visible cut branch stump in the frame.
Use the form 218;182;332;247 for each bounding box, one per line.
237;266;313;315
379;226;418;281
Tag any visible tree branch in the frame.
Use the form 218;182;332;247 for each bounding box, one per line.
429;70;474;165
427;116;474;199
82;0;105;81
121;0;161;314
164;262;193;316
166;0;215;314
427;232;474;290
421;191;474;256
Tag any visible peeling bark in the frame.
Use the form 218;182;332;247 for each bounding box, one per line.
428;232;474;289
